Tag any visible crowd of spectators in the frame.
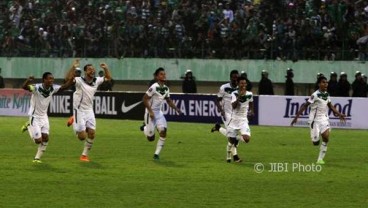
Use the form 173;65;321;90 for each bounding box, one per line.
1;0;368;60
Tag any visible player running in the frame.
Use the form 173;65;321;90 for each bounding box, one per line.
291;76;346;165
22;62;76;163
141;67;182;160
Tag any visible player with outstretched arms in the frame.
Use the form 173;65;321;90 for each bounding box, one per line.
21;60;76;163
70;62;112;162
291;76;346;165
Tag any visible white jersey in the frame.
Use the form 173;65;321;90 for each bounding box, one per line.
230;90;253;120
217;83;238;115
73;76;104;111
145;82;170;113
28;83;61;117
308;90;331;122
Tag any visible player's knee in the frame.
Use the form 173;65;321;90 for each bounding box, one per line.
243;136;250;143
34;138;42;144
147;135;155;142
228;137;237;145
77;132;87;141
158;127;167;137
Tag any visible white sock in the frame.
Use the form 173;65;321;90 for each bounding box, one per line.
232;145;238;156
219;127;227;137
82;138;94;156
318;142;328;161
35;142;47;160
226;142;232;160
154;137;165;155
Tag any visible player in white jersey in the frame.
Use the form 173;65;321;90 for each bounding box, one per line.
22;64;75;163
141;67;182;160
71;62;112;162
211;70;244;161
291;76;346;165
226;76;254;162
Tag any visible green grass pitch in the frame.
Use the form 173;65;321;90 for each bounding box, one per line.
0;116;367;207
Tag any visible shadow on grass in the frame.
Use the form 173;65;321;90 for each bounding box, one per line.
79;161;104;169
152;159;185;168
28;163;69;173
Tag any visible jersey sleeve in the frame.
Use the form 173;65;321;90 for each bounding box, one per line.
96;77;105;86
52;84;62;94
307;93;315;104
217;85;225;98
146;84;156;97
231;92;237;103
249;92;254;102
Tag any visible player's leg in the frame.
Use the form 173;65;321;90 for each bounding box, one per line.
34;119;50;162
153;112;167;160
211;114;228;137
27;118;43;163
226;127;241;162
73;109;87;140
317;121;330;165
239;122;251;143
309;121;321;146
67;115;74;127
143;112;156;141
80;112;96;162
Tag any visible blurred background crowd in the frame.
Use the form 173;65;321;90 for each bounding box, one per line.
1;0;368;60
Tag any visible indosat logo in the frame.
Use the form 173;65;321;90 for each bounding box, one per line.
283;98;352;121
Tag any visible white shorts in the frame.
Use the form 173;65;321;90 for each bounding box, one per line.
73;109;96;132
226;119;251;138
221;112;232;127
28;116;49;139
144;111;167;137
309;120;330;142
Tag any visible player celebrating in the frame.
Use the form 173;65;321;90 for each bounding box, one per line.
70;62;112;162
226;76;254;162
291;76;346;165
142;67;181;160
22;63;76;163
211;70;242;161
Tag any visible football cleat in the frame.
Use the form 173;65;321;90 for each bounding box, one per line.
67;116;74;127
316;159;325;165
32;159;42;163
226;159;231;163
80;155;90;162
233;155;242;163
21;121;30;133
211;123;221;132
153;154;160;160
139;123;145;131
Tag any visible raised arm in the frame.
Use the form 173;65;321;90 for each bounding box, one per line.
22;76;34;91
100;63;111;81
65;59;79;81
290;102;310;126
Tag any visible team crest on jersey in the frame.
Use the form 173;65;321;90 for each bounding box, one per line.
317;92;329;101
156;86;168;95
234;93;252;103
38;86;54;98
148;88;153;92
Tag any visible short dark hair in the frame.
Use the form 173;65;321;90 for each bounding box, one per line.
154;67;165;76
237;76;247;83
83;64;93;71
317;76;327;84
230;70;239;77
42;72;53;80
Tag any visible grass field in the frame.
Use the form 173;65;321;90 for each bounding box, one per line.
0;116;367;208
